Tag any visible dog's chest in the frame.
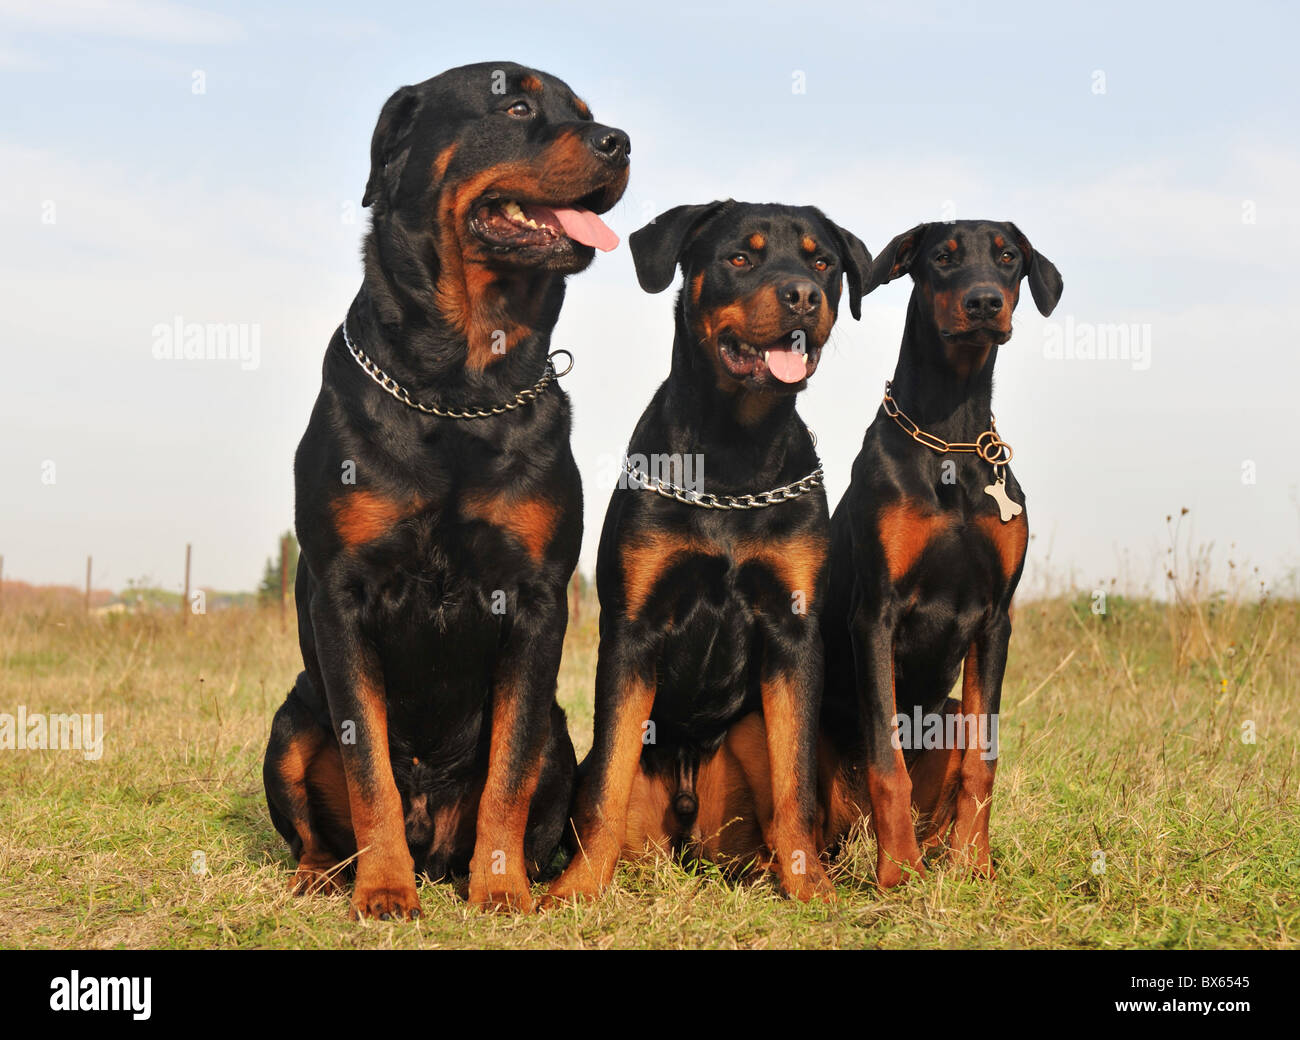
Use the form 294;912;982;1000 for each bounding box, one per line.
348;499;554;630
623;522;820;631
878;490;1029;610
631;529;820;728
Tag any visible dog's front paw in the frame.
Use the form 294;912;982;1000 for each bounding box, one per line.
949;842;996;880
875;850;927;889
538;858;608;909
290;856;345;897
468;872;536;913
350;873;421;921
782;867;837;903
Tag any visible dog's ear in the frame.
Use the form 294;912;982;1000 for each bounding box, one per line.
362;85;423;209
821;218;873;320
865;223;930;294
629;201;730;293
1006;223;1063;316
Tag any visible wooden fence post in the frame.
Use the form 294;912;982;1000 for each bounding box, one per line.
182;543;192;623
280;535;289;632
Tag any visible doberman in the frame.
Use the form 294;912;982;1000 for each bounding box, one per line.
262;62;629;919
543;201;870;904
818;220;1062;887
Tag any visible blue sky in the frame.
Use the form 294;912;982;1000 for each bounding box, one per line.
2;0;1298;596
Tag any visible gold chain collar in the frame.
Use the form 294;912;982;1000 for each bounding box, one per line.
880;381;1023;522
881;380;1013;465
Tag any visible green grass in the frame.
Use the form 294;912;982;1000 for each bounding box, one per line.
0;583;1296;949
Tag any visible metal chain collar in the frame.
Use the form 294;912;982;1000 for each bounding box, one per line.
882;380;1013;481
341;318;572;420
623;456;825;510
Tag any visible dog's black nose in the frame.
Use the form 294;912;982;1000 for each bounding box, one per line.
963;288;1003;319
586;125;630;165
780;279;821;316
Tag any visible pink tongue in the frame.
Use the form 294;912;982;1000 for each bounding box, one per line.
532;205;619;251
766;347;807;384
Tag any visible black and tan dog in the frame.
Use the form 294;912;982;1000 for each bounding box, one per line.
819;220;1062;887
544;201;870;904
262;62;628;918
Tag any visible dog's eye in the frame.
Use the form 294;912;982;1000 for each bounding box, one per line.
506;100;533;118
999;250;1016;264
935;252;951;265
813;257;830;272
728;254;750;268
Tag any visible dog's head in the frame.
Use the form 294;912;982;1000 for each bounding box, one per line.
631;201;870;397
363;62;630;366
865;221;1062;367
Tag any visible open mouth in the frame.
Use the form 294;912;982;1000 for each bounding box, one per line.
717;330;822;386
469;193;619;256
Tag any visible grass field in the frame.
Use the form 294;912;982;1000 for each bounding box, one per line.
1;568;1297;949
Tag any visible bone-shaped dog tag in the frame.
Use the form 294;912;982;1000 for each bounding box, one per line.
984;478;1023;523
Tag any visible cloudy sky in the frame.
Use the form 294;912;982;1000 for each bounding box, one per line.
1;0;1297;597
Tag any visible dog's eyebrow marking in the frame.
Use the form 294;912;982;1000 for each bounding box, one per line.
993;235;1006;249
749;232;766;250
801;235;817;253
946;238;958;251
571;94;591;118
520;74;543;94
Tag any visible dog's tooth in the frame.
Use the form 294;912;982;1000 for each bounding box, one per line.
796;351;807;368
763;350;769;364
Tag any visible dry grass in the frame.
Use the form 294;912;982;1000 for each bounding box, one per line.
1;566;1297;949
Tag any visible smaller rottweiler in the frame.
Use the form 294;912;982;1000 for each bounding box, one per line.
544;201;870;904
819;220;1062;887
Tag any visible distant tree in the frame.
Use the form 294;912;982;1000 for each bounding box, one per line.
258;530;300;604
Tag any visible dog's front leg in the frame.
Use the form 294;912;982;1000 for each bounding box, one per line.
760;640;835;901
948;612;1010;877
851;601;927;888
542;627;656;905
468;591;567;912
310;588;418;921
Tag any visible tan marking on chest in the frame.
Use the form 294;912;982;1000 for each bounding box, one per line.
621;530;707;618
975;512;1028;579
734;534;827;604
878;501;952;581
333;491;422;548
462;492;560;563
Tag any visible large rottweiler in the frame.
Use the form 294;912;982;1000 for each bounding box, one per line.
819;221;1062;887
262;62;629;918
544;201;870;904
